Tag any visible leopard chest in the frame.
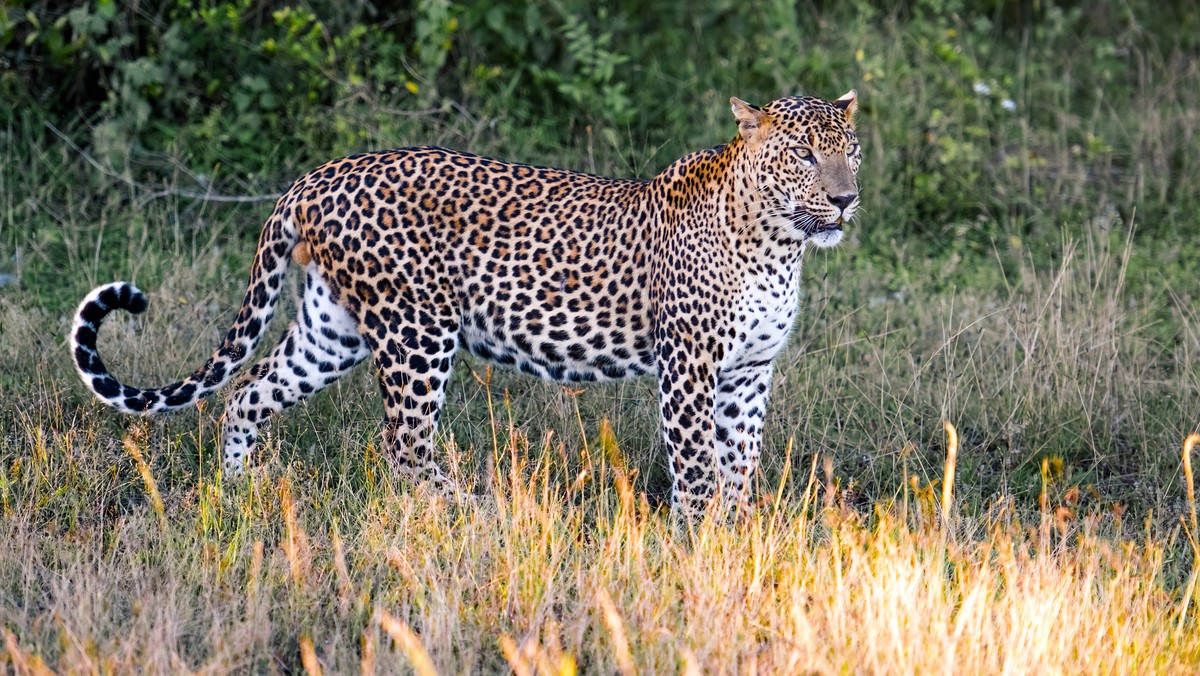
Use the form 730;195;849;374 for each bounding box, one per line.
721;259;802;370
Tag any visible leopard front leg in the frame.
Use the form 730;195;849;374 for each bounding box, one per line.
714;363;773;511
657;348;720;520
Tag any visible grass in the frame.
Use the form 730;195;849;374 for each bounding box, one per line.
0;209;1198;671
3;2;1200;671
0;404;1197;672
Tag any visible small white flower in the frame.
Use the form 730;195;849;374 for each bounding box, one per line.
1001;98;1016;111
973;81;991;96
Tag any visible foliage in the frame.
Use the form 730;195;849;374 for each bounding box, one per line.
5;0;1197;238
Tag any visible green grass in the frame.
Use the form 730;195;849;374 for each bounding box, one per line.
2;1;1200;671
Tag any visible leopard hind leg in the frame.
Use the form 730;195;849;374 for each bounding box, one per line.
358;299;462;496
220;266;369;474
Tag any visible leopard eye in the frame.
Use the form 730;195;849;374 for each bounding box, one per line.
792;147;816;164
847;143;860;157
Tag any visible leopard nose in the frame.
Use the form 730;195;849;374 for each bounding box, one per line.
828;193;857;210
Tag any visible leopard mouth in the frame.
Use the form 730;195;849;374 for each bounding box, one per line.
787;211;845;249
810;217;844;233
793;214;844;236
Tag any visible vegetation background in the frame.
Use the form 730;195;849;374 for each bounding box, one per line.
1;0;1199;672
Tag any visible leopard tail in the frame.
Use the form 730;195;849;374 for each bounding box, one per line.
70;212;298;414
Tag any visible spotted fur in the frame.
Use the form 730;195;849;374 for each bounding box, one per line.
70;91;861;518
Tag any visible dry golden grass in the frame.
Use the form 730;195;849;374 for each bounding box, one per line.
0;410;1197;672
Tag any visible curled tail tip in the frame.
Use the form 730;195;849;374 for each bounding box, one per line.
73;282;146;346
90;281;148;314
73;282;148;330
71;281;160;413
70;279;247;416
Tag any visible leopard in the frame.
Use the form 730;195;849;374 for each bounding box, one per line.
70;90;861;519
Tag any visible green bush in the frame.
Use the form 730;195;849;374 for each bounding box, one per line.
4;2;426;173
2;0;1197;238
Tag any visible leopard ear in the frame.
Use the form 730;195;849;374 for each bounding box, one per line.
730;97;769;146
833;90;858;125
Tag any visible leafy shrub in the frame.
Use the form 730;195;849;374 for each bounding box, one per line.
2;0;1196;239
3;1;423;176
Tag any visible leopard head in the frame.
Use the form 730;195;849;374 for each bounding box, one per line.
731;91;861;249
